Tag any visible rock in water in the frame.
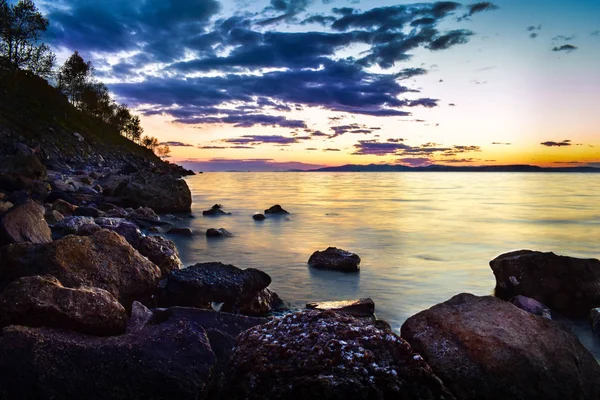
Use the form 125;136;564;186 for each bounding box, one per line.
490;250;600;316
206;228;233;238
137;235;182;277
221;288;285;316
264;204;288;214
306;298;375;318
0;200;52;246
308;247;361;272
0;311;216;399
202;204;231;216
511;295;552;319
218;310;455;400
0;229;161;309
163;262;271;308
252;213;266;221
0;276;127;336
401;293;600;400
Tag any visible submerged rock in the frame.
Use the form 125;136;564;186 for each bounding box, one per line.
0;229;161;309
168;227;194;236
0;275;127;336
163;262;271;308
206;228;233;238
252;213;266;221
218;310;454;400
511;295;551;319
401;293;600;400
0;310;216;399
137;235;182;277
308;247;361;272
202;204;231;216
490;250;600;317
306;298;375;318
264;204;288;214
0;200;52;246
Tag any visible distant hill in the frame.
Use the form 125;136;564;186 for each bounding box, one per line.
309;164;600;173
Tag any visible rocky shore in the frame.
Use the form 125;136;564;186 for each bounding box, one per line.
1;148;600;399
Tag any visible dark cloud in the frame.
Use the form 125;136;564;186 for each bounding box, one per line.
309;130;329;137
305;147;318;150
223;135;300;145
466;2;499;16
540;140;572;147
198;146;229;149
353;140;482;160
353;140;411;155
302;15;337;26
492;142;511;145
179;158;325;172
552;35;575;41
529;33;538;39
552;44;577;52
160;141;193;147
396;157;432;166
428;29;473;50
174;114;307;129
323;148;341;151
592;31;600;36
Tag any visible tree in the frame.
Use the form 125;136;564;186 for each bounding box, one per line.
0;0;55;77
57;51;92;106
141;135;159;151
156;145;171;159
80;82;113;121
126;115;144;143
110;104;132;135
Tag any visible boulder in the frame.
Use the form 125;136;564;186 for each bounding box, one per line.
0;311;216;399
0;155;46;180
0;173;49;202
306;298;375;318
44;209;64;225
74;206;103;218
202;204;231;216
206;228;233;238
127;206;160;223
95;218;142;247
105;171;192;213
401;293;600;400
163;262;271;308
252;213;266;221
0;229;161;309
308;247;361;272
264;204;288;214
218;310;454;400
168;227;194;236
52;198;76;216
0;200;52;246
511;295;551;319
52;216;96;235
591;308;600;332
0;276;127;336
137;235;182;277
490;250;600;316
75;223;103;236
0;201;13;213
221;288;285;316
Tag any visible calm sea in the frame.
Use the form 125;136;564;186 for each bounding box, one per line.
168;172;600;356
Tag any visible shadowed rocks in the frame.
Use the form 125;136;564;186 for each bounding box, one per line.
308;247;361;272
264;204;288;214
202;204;231;216
306;298;375;318
137;235;182;277
0;200;52;246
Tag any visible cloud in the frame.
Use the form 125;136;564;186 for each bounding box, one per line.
160;141;193;147
552;35;575;41
552;44;577;52
178;158;326;172
323;148;341;152
174;114;307;129
396;157;432;166
592;31;600;36
223;135;301;145
466;2;499;16
353;140;411;155
492;142;511;145
529;33;538;39
540;140;572;147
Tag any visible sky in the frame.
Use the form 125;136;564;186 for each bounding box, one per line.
36;0;600;171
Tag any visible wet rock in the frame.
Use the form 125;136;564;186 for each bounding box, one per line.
168;227;194;236
219;310;454;400
75;223;103;236
306;298;375;318
0;201;14;213
206;228;233;238
0;229;161;309
74;206;103;218
591;308;600;332
0;275;127;336
401;293;600;400
126;301;154;334
490;250;600;317
511;295;551;319
252;213;266;221
52;198;76;216
104;171;192;213
264;204;288;214
308;247;361;272
104;207;128;218
0;200;52;246
0;155;46;180
44;209;64;225
0;311;216;399
163;262;271;308
52;216;96;235
137;235;182;277
221;288;285;317
202;204;231;216
127;206;160;222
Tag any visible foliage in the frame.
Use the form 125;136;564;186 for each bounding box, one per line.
0;0;55;77
156;145;171;159
141;135;159;151
57;51;92;106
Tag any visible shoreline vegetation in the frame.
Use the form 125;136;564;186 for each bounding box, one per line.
1;2;599;398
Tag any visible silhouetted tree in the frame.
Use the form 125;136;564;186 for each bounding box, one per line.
141;135;159;151
57;51;92;106
126;116;144;143
80;82;114;121
110;103;132;135
156;144;171;159
0;0;55;77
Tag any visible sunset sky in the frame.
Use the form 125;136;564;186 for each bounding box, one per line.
39;0;600;171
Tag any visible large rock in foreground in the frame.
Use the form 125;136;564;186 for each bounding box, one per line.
401;293;600;400
218;310;454;400
163;262;271;308
490;250;600;316
0;229;161;309
137;235;182;277
308;247;361;272
0;275;127;336
0;310;216;399
0;200;51;246
107;171;192;213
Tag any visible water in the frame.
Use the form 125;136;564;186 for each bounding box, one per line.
167;172;600;357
